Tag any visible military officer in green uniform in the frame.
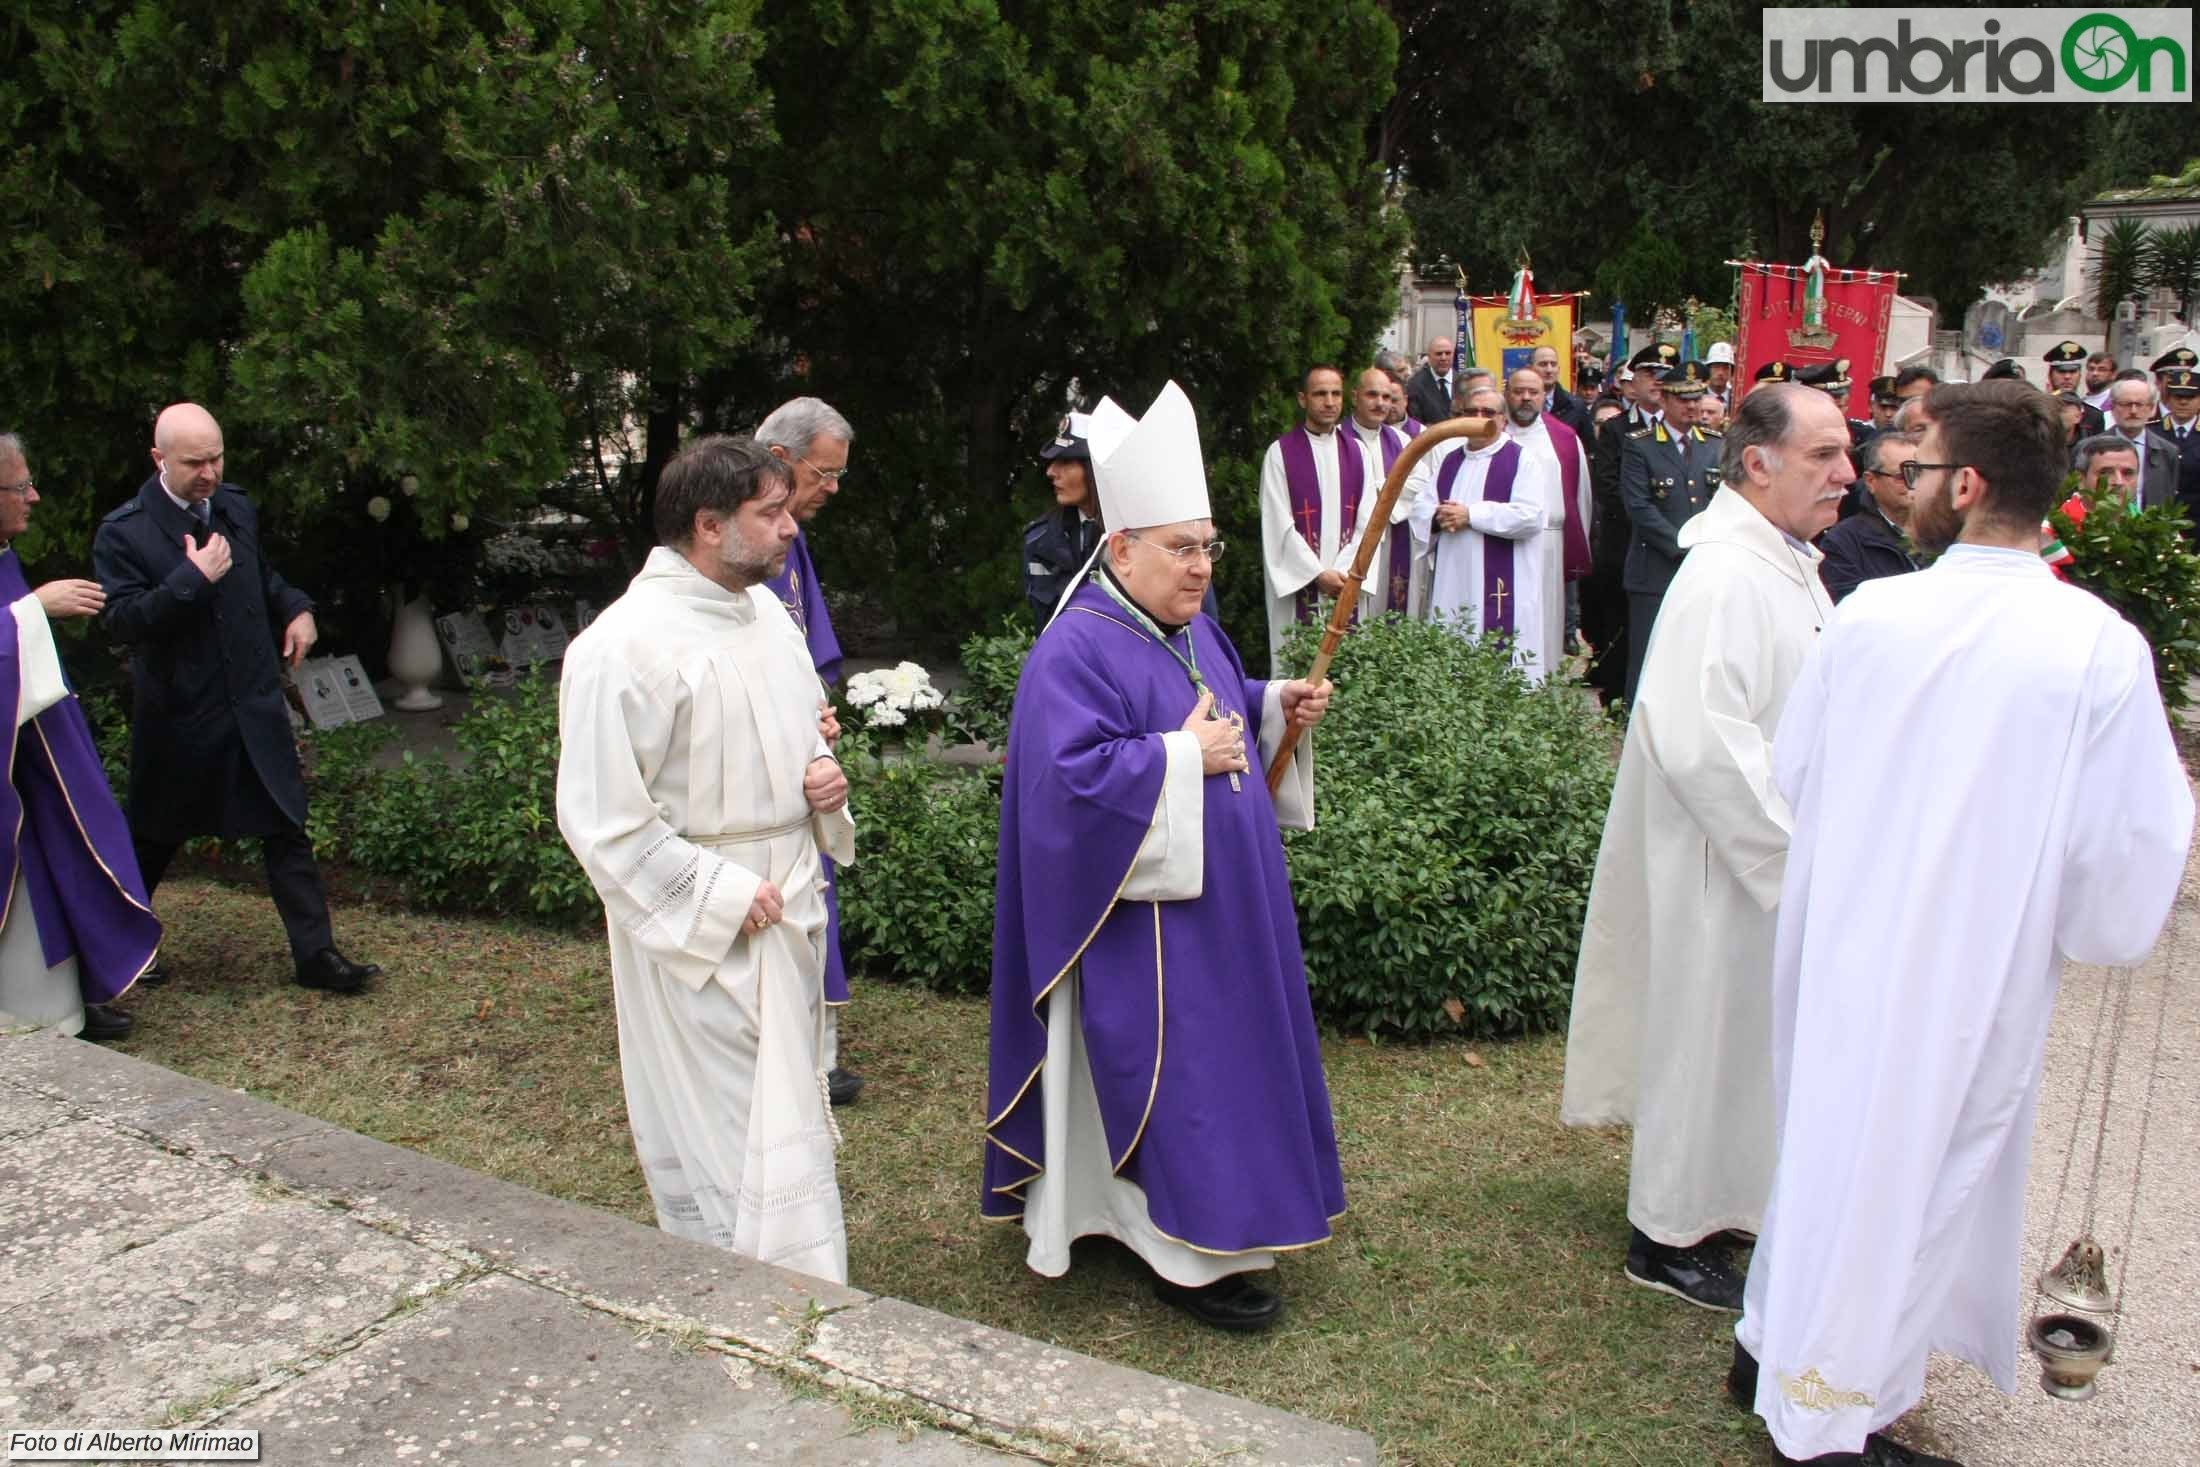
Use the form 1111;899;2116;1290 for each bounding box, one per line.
1618;359;1721;705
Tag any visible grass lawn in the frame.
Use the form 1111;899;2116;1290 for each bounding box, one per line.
117;875;1775;1466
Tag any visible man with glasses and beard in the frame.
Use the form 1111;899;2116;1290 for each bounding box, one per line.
986;383;1342;1333
1732;380;2190;1466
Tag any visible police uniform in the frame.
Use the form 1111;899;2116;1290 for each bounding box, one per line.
2152;348;2200;429
1585;342;1682;705
1797;357;1873;448
2157;365;2200;535
2043;341;2105;438
1618;360;1721;704
1022;413;1104;625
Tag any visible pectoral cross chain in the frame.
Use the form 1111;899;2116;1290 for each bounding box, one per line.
1224;708;1247;793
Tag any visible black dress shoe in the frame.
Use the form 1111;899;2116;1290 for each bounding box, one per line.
137;961;171;988
827;1067;865;1107
1153;1272;1284;1333
1623;1227;1746;1312
295;947;377;994
1775;1434;1963;1466
80;1002;135;1042
1727;1340;1759;1411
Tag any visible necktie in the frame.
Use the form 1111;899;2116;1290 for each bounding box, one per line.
189;500;211;546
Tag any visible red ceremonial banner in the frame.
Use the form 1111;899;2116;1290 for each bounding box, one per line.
1732;263;1897;401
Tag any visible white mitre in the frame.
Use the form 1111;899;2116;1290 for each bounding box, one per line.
1086;381;1212;532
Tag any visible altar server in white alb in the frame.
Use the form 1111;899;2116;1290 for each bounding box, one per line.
1732;382;2193;1467
556;435;856;1284
1562;383;1848;1312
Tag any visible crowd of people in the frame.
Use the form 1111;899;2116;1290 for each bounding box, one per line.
10;331;2196;1467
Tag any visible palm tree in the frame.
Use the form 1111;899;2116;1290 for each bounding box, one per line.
2090;218;2155;320
2148;224;2200;324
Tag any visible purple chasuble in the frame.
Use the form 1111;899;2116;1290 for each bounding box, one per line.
762;530;847;1004
1277;427;1362;627
0;550;162;1004
1436;440;1525;640
983;581;1345;1254
1541;414;1593;582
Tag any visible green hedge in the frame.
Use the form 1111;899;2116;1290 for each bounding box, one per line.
85;620;1614;1037
1277;616;1615;1037
2048;476;2200;709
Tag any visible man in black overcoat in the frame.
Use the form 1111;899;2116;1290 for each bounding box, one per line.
92;403;378;994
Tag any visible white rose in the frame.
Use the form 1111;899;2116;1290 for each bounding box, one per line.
450;513;470;531
366;496;392;522
400;473;421;496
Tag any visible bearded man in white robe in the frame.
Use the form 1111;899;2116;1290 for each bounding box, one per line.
557;435;856;1285
1407;380;1560;681
1730;383;2193;1467
1562;384;1848;1312
1499;368;1594;680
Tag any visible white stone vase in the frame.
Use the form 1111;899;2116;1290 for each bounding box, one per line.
387;592;445;711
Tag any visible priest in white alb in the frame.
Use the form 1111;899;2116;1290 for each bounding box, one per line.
1258;365;1399;671
1561;383;1847;1313
1731;383;2193;1467
556;434;856;1285
1407;379;1561;681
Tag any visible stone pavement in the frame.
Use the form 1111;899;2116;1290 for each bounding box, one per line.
0;1033;1373;1466
1906;831;2200;1464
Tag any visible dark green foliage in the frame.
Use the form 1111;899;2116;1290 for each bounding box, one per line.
948;625;1036;749
1278;616;1615;1037
2091;218;2156;320
2049;478;2200;709
834;760;1005;995
1390;0;2194;313
302;677;598;924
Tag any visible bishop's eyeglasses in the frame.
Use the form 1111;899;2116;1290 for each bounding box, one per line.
1125;535;1227;563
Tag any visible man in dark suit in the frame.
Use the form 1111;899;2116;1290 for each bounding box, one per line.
1532;344;1594;440
2102;379;2181;510
1405;337;1460;425
1817;430;1921;603
93;403;379;995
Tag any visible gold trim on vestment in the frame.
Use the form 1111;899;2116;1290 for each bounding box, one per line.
984;605;1167;1200
1109;902;1165;1174
30;721;161;993
1780;1369;1875;1413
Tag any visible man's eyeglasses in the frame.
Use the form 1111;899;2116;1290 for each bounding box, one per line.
798;457;848;484
0;478;33;497
1899;461;1964;490
1126;535;1226;564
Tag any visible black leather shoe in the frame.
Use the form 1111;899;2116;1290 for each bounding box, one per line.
1775;1434;1963;1466
79;1002;134;1042
1623;1227;1745;1312
1727;1340;1759;1411
1153;1273;1284;1333
137;961;171;988
295;947;378;994
827;1067;865;1107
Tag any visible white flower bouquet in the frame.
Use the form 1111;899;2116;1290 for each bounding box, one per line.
843;660;946;730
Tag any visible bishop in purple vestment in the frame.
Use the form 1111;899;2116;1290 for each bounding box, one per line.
984;382;1343;1333
758;397;860;1104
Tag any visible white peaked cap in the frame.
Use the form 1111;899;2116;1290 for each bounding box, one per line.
1088;381;1212;532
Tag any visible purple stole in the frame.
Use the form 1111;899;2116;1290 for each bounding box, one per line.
1276;422;1408;624
1541;414;1593;582
1277;426;1362;625
1435;441;1525;639
1368;424;1415;614
1401;417;1426;438
0;551;162;1004
760;530;847;1004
